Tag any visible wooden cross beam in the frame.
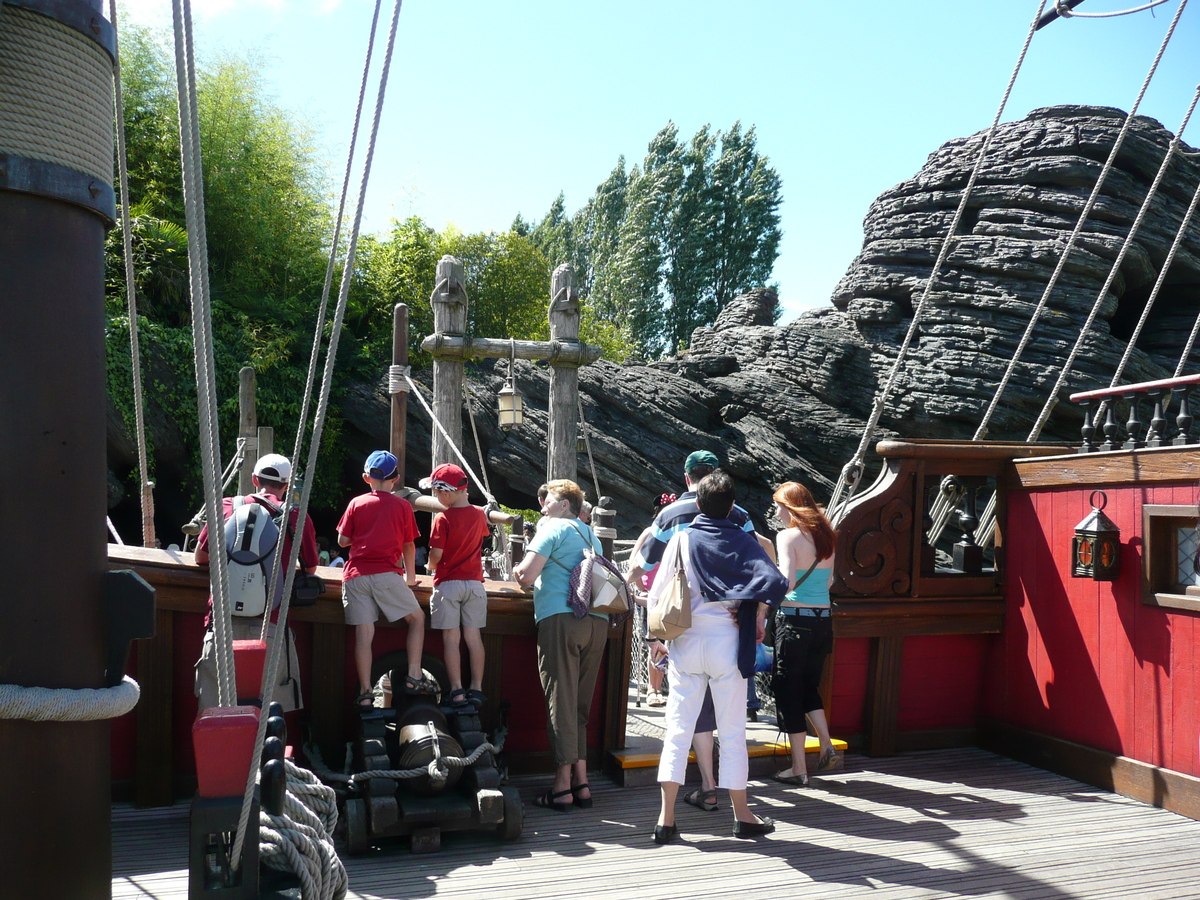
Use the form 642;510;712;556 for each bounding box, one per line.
421;257;602;485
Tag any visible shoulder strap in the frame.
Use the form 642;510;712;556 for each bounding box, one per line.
565;520;600;553
792;557;821;590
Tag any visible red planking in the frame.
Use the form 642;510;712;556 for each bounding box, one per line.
896;635;989;730
830;637;869;734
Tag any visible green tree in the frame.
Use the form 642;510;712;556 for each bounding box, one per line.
438;227;551;342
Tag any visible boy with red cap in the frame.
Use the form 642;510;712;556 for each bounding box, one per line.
337;450;432;708
421;463;490;709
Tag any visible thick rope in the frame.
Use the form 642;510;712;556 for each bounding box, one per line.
259;760;346;900
306;733;506;786
1056;0;1174;17
288;0;383;470
110;0;156;549
826;0;1049;523
170;0;235;709
0;7;113;180
0;675;139;722
406;374;498;506
232;0;407;871
1025;0;1189;442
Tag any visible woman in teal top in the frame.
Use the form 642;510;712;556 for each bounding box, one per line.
514;479;606;812
770;481;838;786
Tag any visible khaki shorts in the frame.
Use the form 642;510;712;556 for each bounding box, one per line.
342;571;420;625
430;579;488;629
194;617;303;713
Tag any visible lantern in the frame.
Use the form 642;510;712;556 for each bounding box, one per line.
1072;490;1120;581
497;379;523;430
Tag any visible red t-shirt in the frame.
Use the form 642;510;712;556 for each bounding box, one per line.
196;493;319;628
428;504;489;585
337;490;419;581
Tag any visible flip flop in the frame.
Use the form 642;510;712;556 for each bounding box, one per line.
683;788;718;811
533;788;574;813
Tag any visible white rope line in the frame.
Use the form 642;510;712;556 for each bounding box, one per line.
110;0;156;549
288;0;383;471
388;363;411;393
1089;86;1200;425
232;0;407;871
578;388;603;501
1025;0;1189;442
406;374;498;507
0;7;114;180
826;0;1049;523
0;675;140;722
1055;0;1174;16
171;0;235;711
464;381;494;498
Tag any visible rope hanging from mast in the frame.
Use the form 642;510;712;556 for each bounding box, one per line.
578;386;602;503
826;0;1050;523
109;0;155;549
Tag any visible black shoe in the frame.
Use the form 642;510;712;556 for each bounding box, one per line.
733;816;775;838
653;823;678;844
747;709;758;722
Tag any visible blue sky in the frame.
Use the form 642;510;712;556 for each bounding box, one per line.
121;0;1200;323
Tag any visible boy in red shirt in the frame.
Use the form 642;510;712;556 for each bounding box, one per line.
337;450;432;708
422;463;490;709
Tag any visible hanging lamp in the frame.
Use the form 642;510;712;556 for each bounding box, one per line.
498;339;524;430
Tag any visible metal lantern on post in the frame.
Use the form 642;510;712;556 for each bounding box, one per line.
1072;490;1120;581
498;340;524;430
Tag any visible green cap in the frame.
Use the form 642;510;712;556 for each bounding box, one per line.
684;450;720;474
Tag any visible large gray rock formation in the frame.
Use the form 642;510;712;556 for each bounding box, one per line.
109;105;1200;538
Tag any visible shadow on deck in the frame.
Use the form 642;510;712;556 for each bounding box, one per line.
113;747;1200;899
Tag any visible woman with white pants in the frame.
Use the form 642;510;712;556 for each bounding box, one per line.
647;470;783;843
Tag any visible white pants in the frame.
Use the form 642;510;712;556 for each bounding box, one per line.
657;614;749;790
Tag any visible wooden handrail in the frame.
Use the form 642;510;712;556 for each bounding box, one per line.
1069;373;1200;403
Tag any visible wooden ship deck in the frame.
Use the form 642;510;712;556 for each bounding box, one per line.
113;747;1200;900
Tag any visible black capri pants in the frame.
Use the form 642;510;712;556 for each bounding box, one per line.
770;612;833;735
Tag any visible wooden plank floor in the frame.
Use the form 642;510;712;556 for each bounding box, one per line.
113;748;1200;899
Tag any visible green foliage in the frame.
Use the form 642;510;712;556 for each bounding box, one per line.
438;227;551;342
530;121;783;358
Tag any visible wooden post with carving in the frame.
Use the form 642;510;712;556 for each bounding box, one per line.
547;264;580;482
391;302;409;478
430;256;468;467
237;366;257;494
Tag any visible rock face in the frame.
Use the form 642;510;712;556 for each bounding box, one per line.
109;105;1200;538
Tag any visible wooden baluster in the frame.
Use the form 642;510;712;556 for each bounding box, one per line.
1145;389;1167;448
952;482;983;576
1173;387;1194;446
1100;402;1121;451
1079;398;1095;453
1122;392;1143;450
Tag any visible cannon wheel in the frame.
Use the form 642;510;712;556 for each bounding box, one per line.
345;797;370;855
496;785;524;841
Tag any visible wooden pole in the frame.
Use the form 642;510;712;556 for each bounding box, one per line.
391;303;409;481
430;256;467;467
237;366;257;494
547;264;580;483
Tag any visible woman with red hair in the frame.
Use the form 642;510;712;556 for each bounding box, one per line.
770;481;838;785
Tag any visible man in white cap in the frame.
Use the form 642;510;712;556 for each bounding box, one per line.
193;453;320;717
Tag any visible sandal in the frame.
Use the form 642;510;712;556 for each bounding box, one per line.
354;690;375;711
467;688;487;710
404;674;437;696
683;788;718;812
815;745;839;773
572;783;592;809
533;788;574;813
446;688;469;707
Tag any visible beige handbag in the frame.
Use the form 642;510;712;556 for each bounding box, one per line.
648;533;692;640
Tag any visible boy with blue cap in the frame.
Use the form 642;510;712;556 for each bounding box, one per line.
337;450;432;708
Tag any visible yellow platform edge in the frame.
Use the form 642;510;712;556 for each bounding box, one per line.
612;737;848;770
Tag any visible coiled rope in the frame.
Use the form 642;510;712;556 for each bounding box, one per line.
826;0;1049;522
259;760;347;900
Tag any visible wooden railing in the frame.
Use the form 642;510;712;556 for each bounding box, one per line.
1070;374;1200;453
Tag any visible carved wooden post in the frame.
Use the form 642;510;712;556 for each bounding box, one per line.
237;366;257;494
547;264;580;482
391;302;409;479
430;256;468;467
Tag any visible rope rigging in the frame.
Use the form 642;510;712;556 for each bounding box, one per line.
826;0;1051;523
922;0;1189;549
1055;0;1175;18
109;0;155;550
463;379;512;579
